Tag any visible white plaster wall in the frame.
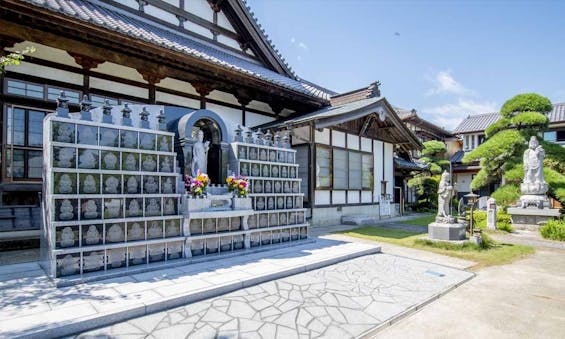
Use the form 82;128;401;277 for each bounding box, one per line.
157;78;198;95
156;91;199;108
347;191;360;204
360;137;372;152
186;0;214;22
456;173;473;193
114;0;138;9
217;11;236;32
145;5;178;24
361;191;372;203
184;21;213;39
206;102;242;133
384;142;394;196
9;42;77;67
7;62;83;85
246;100;275;114
292;126;310;145
314;190;331;205
208;90;239;106
373;140;384;198
94;62;146;83
310;205;380;226
90;78;147;98
315;128;330;145
217;35;241;50
332;191;346;204
247;112;275;127
347;134;360;150
332;130;346;147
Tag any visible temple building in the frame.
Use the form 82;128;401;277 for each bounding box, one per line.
0;0;422;236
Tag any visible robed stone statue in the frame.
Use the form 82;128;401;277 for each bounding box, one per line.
191;129;210;177
437;171;453;221
523;136;545;186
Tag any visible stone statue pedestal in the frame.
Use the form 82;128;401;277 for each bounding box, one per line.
507;206;561;231
428;221;466;241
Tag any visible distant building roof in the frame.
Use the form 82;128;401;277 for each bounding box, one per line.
394;157;428;171
394;107;453;139
452;113;500;134
20;0;334;100
549;102;565;123
450;150;466;164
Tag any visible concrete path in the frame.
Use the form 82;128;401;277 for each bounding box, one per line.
372;247;565;339
490;229;565;250
0;239;380;338
76;253;473;339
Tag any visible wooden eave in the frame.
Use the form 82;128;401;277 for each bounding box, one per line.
0;1;327;113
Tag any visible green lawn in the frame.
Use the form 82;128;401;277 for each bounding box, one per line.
337;226;535;270
402;214;436;226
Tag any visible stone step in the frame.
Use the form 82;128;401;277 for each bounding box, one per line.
341;215;379;225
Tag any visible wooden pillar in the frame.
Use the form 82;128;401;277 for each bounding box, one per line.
269;102;284;119
237;93;251;126
68;52;104;96
192;81;214;109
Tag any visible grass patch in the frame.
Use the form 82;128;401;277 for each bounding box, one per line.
338;226;535;269
540;219;565;241
402;214;436;226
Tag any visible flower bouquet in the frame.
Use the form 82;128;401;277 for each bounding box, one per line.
226;175;249;198
184;171;210;197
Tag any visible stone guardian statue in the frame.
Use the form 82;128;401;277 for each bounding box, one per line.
437;171;454;222
191;129;210;177
523;136;546;188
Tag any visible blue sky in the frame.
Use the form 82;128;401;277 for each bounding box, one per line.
246;0;565;130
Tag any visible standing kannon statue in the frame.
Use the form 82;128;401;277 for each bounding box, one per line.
191;129;210;177
519;136;548;208
437;171;454;222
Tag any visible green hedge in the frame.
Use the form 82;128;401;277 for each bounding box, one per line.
540;219;565;241
472;210;513;232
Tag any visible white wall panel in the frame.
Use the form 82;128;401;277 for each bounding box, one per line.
115;0;138;9
315;190;331;205
208;90;239;106
186;0;213;22
217;35;241;50
361;191;372;203
347;191;360;204
94;62;145;82
384;142;394;195
145;5;178;24
184;21;213;39
373;140;384;199
292;126;311;145
360;137;372;152
8;62;83;85
332;190;346;204
158;78;198;95
315;128;330;145
347;134;360;150
332;130;345;147
217;11;236;32
90;78;147;98
162;0;179;6
456;173;473;192
247;112;275;128
246;100;274;114
206;102;242;131
156;91;199;108
10;42;77;67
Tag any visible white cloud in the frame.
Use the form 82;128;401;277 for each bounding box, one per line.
298;42;308;50
426;70;474;96
290;37;296;44
422;98;498;130
296;55;302;61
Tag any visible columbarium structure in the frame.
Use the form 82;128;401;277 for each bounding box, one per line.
41;94;310;283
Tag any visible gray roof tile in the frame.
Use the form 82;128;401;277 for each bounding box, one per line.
22;0;332;100
452;112;500;134
549;102;565;123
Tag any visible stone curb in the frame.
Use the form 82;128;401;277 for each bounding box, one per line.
359;270;476;338
10;245;381;339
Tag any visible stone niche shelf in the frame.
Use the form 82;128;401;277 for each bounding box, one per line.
43;111;183;279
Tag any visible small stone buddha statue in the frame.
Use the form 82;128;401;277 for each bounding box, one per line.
103;152;118;169
85;225;100;245
83;175;97;194
107;224;123;243
60;227;75;247
79;127;97;145
83;200;98;219
128;223;143;241
142;155;156;172
58;174;73;194
164;198;175;215
159;137;169;152
148;221;162;238
162;177;173;194
124;154;137;171
60;254;78;276
100;129;116;147
146;198;160;216
56;123;73;143
166;221;178;237
105;199;121;218
123;131;137;148
83;252;103;271
59;199;74;220
140;134;154;149
160;157;171;172
104;176;119;194
128;199;141;216
127;176;138;193
58;148;74;168
144;176;158;194
79;149;97;169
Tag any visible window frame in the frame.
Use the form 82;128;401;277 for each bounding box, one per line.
315;143;373;191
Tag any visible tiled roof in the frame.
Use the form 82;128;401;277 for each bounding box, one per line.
393;107;415;119
394;157;428;171
450;150;465;163
549;102;565;123
21;0;333;100
452;113;500;134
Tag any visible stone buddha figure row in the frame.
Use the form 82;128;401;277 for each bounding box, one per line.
240;162;296;178
57;174;175;195
253;196;301;211
238;146;295;164
58;219;180;248
249;180;299;194
54;122;171;152
57;197;177;221
56;148;173;172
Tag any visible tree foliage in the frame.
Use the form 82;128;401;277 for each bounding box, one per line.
0;46;35;73
464;92;565;207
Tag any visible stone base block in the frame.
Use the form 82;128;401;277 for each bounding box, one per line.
428;222;466;241
507;207;561;231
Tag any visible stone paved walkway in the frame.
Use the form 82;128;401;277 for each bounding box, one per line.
76;253;473;339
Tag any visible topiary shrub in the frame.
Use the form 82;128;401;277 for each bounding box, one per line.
540;219;565;241
472;210;513;232
500;93;553;118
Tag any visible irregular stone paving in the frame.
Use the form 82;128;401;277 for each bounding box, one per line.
77;253;473;338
